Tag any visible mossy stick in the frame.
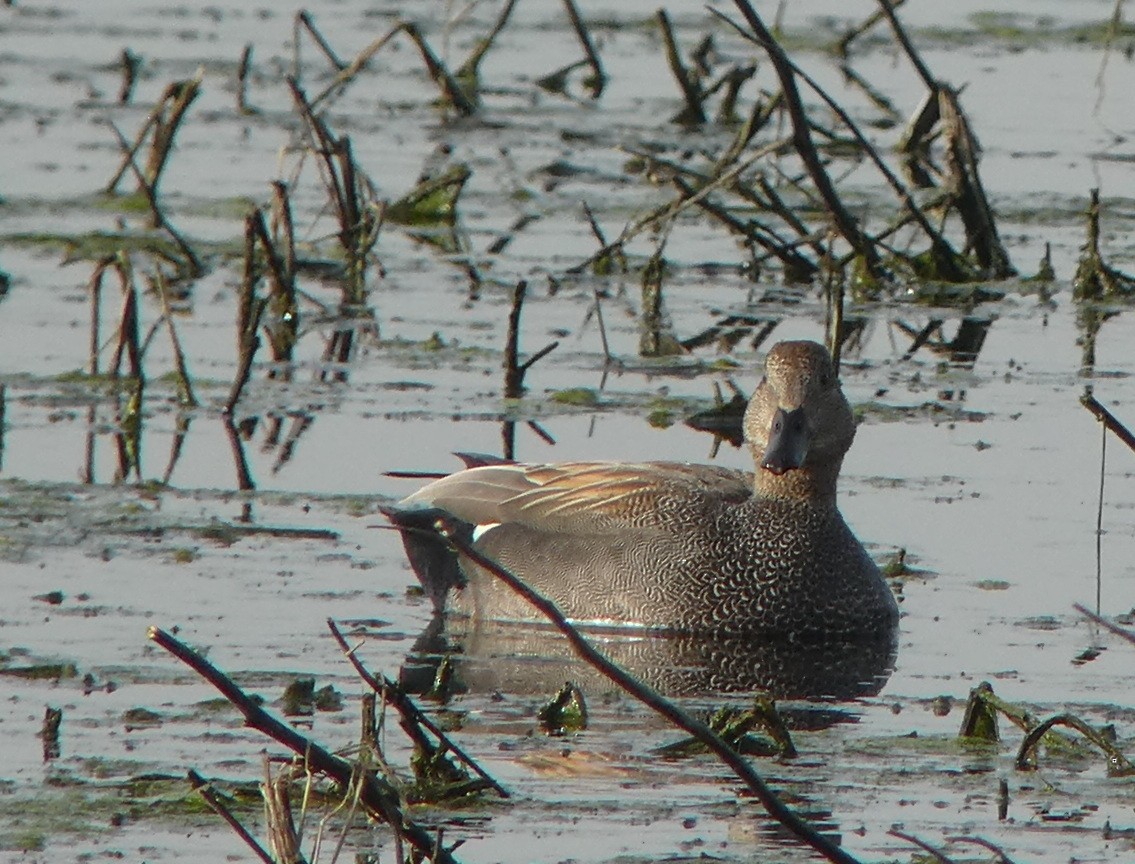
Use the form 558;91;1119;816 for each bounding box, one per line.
432;522;865;864
149;627;459;864
1016;712;1135;776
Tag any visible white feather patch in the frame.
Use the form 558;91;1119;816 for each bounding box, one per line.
471;522;501;542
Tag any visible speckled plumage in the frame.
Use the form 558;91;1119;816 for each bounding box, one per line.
387;340;899;639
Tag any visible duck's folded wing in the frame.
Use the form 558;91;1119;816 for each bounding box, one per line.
399;461;752;534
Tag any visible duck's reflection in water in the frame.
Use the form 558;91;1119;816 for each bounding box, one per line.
401;615;896;702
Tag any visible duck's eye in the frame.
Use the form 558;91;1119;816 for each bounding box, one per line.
819;372;832;388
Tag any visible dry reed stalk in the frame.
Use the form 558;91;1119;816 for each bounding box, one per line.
262;759;306;864
294;11;346;77
563;0;606;97
657;9;706;124
149;626;459;864
153;270;198;407
105;69;203;197
224;214;268;415
107;121;204;276
188;769;276;864
236;44;255;114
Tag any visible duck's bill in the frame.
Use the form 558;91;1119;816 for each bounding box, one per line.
760;406;810;475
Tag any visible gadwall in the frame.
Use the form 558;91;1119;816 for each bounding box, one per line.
386;340;899;639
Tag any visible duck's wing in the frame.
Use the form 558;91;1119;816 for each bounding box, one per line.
399;461;753;534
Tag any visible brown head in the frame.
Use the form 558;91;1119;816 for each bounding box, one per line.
743;340;856;501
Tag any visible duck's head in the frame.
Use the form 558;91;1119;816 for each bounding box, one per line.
744;341;855;493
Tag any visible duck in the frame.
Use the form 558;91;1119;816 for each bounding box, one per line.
384;340;899;640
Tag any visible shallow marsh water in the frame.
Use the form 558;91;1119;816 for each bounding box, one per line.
3;1;1135;862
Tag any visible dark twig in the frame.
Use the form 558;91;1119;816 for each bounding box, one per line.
148;627;460;864
1081;392;1135;454
295;11;346;73
118;48;141;104
725;0;882;280
503;281;559;399
188;769;276;864
236;44;255;115
1074;603;1135;647
563;0;606;97
431;521;863;864
657;9;706;124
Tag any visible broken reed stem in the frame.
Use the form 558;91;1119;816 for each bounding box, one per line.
107;121;204;277
118;48;140;105
237;44;254;114
1015;712;1135;775
837;0;908;55
401;23;478;116
148;626;460;864
295;11;347;75
225;214;268;415
721;1;967;279
887;830;957;864
249;208;298;363
724;0;881;280
944;836;1016;864
657;9;705;124
88;256;118;376
106;70;202;197
503;280;527;399
456;0;519;81
1081;392;1135;454
288;78;379;304
562;0;606;96
262;758;306;864
310;23;404;109
188;769;276;864
432;522;863;864
153;270;198;407
326;618;509;799
874;0;935;91
567;135;791;276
